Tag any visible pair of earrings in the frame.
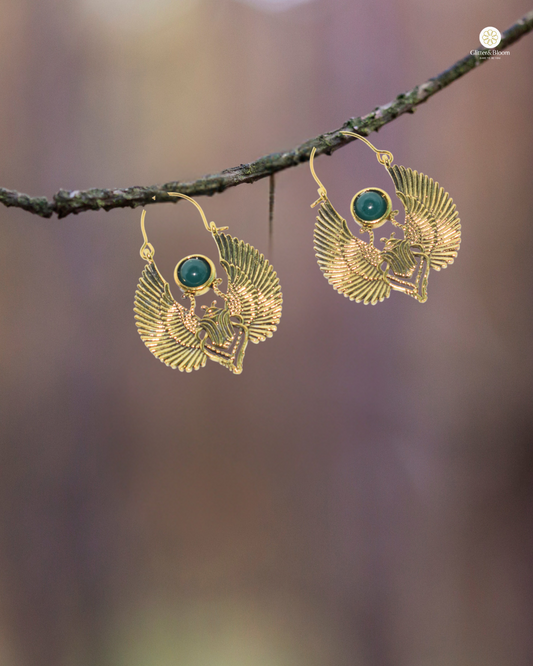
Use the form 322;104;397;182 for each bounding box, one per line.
134;133;461;374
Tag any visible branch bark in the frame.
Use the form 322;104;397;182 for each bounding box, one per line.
2;10;533;219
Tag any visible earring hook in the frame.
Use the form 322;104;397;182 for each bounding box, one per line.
340;131;394;167
140;209;155;260
168;192;210;231
309;147;328;208
167;192;228;233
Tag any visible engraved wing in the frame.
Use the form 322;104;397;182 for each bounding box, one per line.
213;231;282;343
388;165;461;270
134;260;207;372
314;199;391;305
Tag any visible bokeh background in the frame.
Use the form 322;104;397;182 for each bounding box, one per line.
1;0;533;664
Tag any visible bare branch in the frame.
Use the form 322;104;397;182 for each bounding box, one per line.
2;10;532;219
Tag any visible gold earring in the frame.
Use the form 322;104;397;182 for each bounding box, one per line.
134;194;282;374
310;132;461;304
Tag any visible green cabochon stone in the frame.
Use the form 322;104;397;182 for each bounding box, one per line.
353;190;388;221
177;257;212;288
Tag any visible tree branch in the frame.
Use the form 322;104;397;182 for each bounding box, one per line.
2;10;533;219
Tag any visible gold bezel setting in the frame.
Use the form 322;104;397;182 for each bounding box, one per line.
174;254;217;295
350;187;392;229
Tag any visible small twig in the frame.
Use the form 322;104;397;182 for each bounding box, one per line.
1;9;532;220
268;174;275;257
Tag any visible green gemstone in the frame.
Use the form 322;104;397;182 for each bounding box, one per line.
177;257;212;288
353;190;388;221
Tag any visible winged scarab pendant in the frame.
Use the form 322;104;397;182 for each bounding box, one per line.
134;194;282;374
310;132;461;304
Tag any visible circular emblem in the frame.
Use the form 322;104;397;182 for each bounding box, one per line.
350;188;392;230
174;254;216;295
479;27;501;48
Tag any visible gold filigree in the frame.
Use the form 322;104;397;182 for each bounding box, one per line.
133;194;282;374
310;132;461;304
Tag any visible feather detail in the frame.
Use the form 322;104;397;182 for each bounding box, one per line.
213;232;283;343
387;165;461;271
134;261;207;372
314;199;391;305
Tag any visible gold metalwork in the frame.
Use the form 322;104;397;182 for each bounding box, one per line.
309;131;461;304
134;193;283;374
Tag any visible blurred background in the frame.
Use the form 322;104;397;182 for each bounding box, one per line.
1;0;533;664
